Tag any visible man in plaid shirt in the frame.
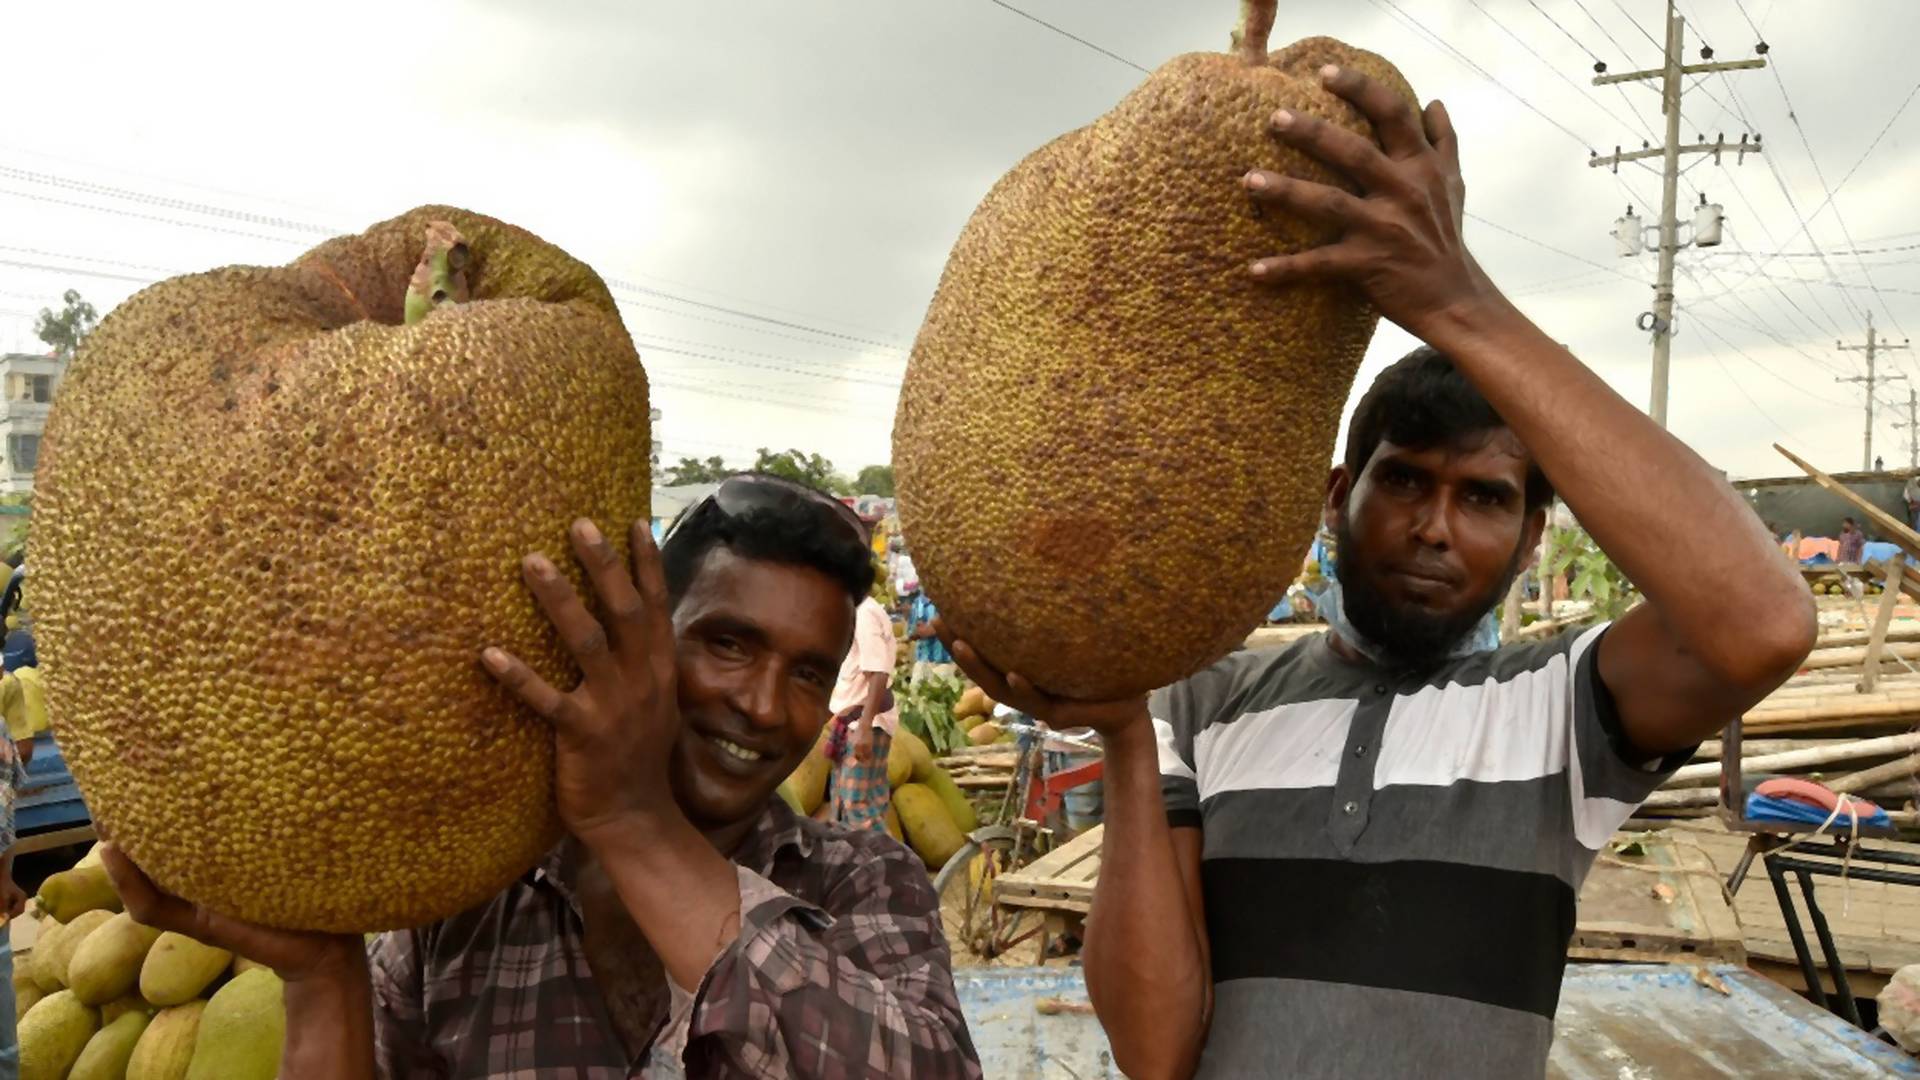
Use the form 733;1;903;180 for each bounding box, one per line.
105;474;981;1078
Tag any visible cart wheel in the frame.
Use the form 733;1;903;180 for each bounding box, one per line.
934;827;1043;961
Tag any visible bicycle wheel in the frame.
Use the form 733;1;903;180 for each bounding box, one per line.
933;826;1045;961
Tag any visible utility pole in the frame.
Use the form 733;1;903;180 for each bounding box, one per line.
1591;0;1767;428
1838;313;1913;470
1893;386;1920;470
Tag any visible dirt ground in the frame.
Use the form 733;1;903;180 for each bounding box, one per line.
936;862;1080;969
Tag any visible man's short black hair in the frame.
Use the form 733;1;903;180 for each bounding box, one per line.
660;474;876;608
1343;345;1555;513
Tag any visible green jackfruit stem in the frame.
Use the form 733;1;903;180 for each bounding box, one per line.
402;221;472;325
1230;0;1278;65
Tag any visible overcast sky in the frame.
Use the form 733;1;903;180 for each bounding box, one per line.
3;0;1915;482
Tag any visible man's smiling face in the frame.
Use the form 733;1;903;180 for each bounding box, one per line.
666;548;854;831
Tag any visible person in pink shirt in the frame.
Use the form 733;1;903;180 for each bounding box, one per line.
826;594;900;832
1839;517;1866;564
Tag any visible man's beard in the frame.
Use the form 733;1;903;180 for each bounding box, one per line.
1332;518;1526;669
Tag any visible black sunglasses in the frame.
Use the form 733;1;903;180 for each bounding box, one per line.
665;473;869;551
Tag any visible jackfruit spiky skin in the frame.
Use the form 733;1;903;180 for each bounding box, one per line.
35;206;651;931
894;37;1416;699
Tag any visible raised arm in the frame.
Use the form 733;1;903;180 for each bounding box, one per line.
942;633;1212;1079
1244;66;1815;753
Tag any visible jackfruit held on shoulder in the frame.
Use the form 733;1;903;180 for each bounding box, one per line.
892;0;1415;699
33;206;652;931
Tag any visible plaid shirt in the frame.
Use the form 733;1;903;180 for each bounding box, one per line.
368;799;980;1078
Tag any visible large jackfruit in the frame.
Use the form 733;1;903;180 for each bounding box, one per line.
893;3;1415;698
34;206;652;930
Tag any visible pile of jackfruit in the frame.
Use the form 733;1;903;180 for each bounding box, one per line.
776;727;981;871
953;687;1009;748
16;846;282;1080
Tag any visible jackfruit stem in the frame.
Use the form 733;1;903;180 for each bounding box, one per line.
402;221;472;325
1230;0;1278;65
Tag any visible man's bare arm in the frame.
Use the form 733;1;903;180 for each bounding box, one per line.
1083;714;1212;1079
933;622;1216;1080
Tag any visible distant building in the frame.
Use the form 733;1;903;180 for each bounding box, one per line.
0;353;66;494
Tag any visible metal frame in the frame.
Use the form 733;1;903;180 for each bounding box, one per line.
1752;836;1920;1026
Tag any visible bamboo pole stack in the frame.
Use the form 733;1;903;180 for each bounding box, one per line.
1637;613;1920;818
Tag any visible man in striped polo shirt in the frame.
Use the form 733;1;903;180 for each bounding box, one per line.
943;66;1816;1077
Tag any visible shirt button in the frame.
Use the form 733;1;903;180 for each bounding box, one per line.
1343;801;1359;815
1374;684;1388;695
1353;744;1367;757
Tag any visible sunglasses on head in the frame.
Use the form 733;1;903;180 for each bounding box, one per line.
666;473;869;551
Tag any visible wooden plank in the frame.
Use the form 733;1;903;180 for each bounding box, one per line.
990;893;1097;916
1860;560;1906;691
1572;833;1745;963
995;826;1103;895
13;825;95;858
1661;819;1920;977
996;826;1104;912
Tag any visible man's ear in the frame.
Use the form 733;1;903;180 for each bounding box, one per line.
1324;465;1354;534
1518;506;1548;574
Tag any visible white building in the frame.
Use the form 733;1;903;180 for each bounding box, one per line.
0;352;67;494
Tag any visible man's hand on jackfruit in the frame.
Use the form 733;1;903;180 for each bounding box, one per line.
483;518;681;850
1242;64;1502;339
935;620;1149;738
97;843;366;985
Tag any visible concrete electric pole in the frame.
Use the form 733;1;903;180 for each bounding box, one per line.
1838;313;1913;470
1591;0;1767;428
1893;386;1920;471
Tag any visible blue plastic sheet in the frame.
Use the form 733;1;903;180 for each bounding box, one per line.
1744;792;1891;829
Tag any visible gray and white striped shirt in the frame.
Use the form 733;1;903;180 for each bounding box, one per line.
1154;625;1687;1077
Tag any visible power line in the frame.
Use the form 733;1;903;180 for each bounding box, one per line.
615;298;906;356
0;257;157;286
0;187;311;248
634;330;903;376
1731;0;1768;41
634;340;903;390
0;245;181;278
1569;0;1645;65
981;0;1149;75
1703;240;1920;261
1689;315;1813;447
649;377;865;416
1526;0;1604;67
1741;13;1907;342
984;0;1648;317
1762;75;1920;263
1464;213;1640;281
1368;0;1599;153
605;279;904;352
1704;224;1850;347
1680;262;1854;382
0;165;336;236
1461;0;1652;139
1609;0;1665;53
1559;0;1674;151
0;181;913;356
